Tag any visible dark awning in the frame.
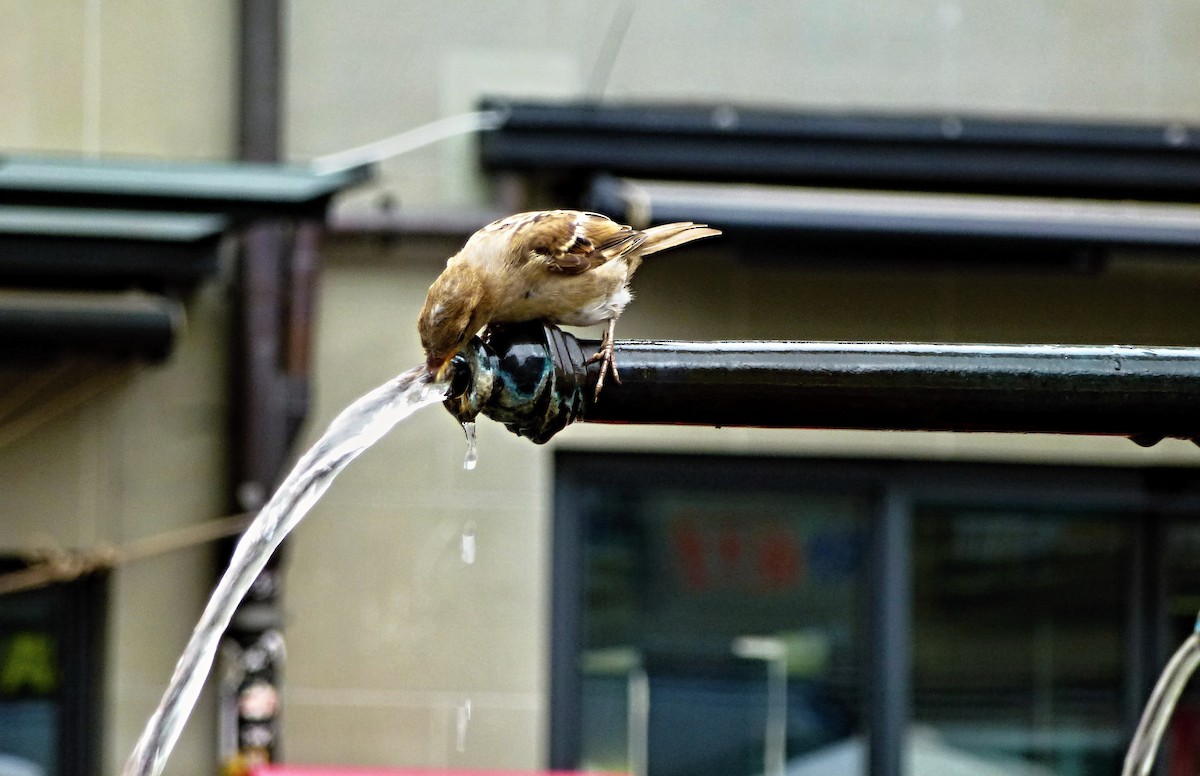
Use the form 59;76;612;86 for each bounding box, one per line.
0;154;369;220
0;153;367;365
480;99;1200;201
0;207;228;289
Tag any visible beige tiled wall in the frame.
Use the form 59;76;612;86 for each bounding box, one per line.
0;285;232;776
101;284;232;776
0;3;235;775
0;1;234;158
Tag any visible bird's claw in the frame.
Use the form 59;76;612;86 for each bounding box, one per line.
586;326;621;401
585;340;624;400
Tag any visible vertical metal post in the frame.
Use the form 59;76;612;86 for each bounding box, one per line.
627;665;649;776
765;651;788;776
283;221;320;439
549;474;587;769
235;0;287;500
733;636;789;776
868;490;911;776
1126;512;1167;753
237;0;281;164
235;221;290;508
226;1;289;771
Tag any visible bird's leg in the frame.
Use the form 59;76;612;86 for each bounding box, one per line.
585;318;621;399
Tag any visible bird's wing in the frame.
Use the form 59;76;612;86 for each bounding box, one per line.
493;210;646;275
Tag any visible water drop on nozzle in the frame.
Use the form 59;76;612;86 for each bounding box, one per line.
461;421;478;470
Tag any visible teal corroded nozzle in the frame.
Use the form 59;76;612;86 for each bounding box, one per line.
443;323;590;444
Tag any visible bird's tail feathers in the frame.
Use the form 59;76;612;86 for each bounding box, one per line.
639;222;721;255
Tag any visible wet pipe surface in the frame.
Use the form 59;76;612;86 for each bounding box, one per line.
446;323;1200;444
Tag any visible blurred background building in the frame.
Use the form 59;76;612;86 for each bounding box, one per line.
3;2;1200;775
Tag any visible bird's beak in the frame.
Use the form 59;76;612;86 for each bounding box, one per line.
427;355;454;382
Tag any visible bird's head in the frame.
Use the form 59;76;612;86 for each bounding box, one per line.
418;263;491;382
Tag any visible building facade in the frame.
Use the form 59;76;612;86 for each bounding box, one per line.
3;2;1200;774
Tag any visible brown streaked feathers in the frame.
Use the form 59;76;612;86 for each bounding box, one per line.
419;209;720;398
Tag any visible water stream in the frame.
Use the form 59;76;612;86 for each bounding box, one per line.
123;364;449;776
1122;619;1200;776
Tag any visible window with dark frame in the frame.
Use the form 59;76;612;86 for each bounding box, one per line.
552;453;1200;776
0;561;107;776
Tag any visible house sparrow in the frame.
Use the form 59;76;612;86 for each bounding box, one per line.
419;209;720;398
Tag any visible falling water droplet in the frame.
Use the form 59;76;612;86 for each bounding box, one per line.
461;521;477;565
456;698;472;752
461;421;478;471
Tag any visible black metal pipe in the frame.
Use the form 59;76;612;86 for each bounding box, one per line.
445;323;1200;445
0;291;180;362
